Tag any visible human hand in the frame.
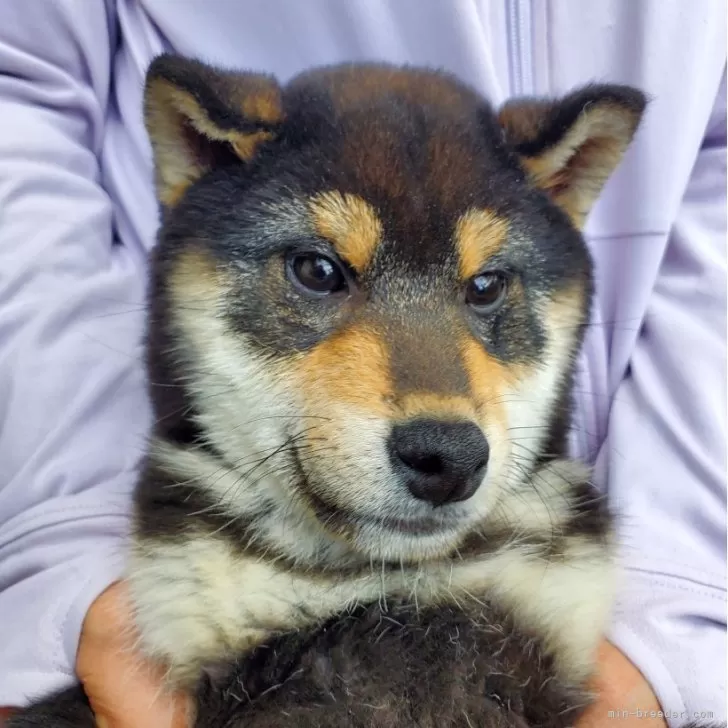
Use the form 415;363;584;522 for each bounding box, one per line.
75;580;191;728
577;639;666;728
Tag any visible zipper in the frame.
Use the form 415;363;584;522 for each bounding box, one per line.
507;0;534;96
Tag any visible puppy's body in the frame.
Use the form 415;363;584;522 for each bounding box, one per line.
11;59;653;727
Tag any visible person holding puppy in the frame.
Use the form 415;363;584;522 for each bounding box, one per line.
0;1;724;726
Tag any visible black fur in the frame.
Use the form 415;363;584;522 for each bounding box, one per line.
7;688;93;728
191;600;590;728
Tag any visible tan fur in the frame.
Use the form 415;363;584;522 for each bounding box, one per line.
291;321;393;415
240;90;283;124
168;245;224;300
516;104;639;228
460;335;524;429
455;209;510;279
308;191;383;272
548;283;588;335
396;392;476;421
145;78;280;206
144;81;201;206
231;130;275;161
164;182;193;208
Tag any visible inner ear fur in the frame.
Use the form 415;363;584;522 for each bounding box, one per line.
144;54;284;207
499;84;647;228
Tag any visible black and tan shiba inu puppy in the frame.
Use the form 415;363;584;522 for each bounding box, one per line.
12;57;651;727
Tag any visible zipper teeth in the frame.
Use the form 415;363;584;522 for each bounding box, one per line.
508;0;523;95
509;0;533;96
519;0;534;95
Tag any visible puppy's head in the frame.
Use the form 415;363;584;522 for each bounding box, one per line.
143;56;645;563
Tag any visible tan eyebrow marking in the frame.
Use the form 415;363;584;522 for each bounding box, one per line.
455;208;510;279
308;191;383;272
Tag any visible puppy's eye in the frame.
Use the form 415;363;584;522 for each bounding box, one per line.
465;272;508;313
286;252;348;296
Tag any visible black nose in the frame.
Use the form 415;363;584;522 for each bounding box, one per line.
388;419;489;506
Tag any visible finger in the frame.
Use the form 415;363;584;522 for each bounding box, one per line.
83;650;191;728
576;641;664;728
93;692;189;728
89;683;190;728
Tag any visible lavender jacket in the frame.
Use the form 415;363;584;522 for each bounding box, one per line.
0;0;725;721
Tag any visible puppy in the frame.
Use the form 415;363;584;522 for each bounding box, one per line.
11;57;654;727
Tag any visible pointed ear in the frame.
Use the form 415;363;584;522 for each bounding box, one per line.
144;54;284;207
499;85;647;228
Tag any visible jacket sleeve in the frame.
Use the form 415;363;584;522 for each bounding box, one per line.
606;70;727;725
0;1;151;704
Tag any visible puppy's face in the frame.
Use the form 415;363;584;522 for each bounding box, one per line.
144;59;644;563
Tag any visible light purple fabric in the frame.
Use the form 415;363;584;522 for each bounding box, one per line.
0;0;725;721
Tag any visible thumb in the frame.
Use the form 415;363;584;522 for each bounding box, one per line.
77;582;191;728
